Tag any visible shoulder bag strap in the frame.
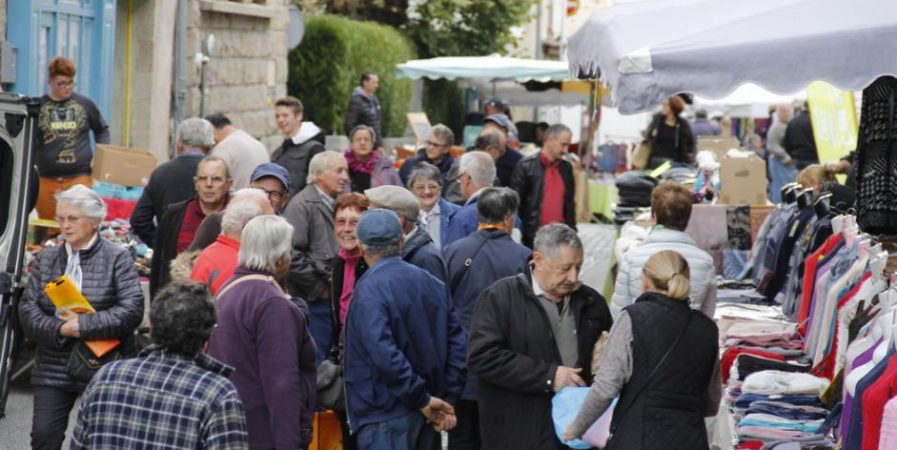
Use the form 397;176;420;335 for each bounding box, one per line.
450;233;491;294
612;312;694;426
215;274;280;300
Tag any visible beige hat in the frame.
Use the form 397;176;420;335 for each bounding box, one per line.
364;185;420;221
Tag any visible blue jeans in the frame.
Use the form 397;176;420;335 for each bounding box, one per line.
307;297;333;365
768;157;798;203
356;413;439;450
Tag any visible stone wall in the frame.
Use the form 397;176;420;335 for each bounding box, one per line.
185;0;289;152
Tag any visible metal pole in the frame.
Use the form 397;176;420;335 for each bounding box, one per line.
172;0;188;159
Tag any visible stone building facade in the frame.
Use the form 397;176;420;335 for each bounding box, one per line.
110;0;290;161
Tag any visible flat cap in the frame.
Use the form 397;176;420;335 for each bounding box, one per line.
364;185;420;221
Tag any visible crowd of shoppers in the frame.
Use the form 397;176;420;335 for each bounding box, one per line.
20;59;729;450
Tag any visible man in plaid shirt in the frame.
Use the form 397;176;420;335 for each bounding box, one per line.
71;282;248;449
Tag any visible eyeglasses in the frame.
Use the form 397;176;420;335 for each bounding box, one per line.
426;141;449;148
52;80;74;88
453;172;470;183
55;215;84;225
335;218;359;228
412;183;441;193
194;175;228;184
258;187;286;202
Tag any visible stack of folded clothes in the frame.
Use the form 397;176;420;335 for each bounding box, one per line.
734;371;832;447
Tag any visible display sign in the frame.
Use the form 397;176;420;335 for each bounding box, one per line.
807;81;858;163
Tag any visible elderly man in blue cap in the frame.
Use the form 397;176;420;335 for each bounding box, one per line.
344;209;467;450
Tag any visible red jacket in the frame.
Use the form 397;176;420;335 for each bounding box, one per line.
190;234;240;295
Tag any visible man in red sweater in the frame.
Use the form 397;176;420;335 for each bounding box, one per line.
509;124;577;248
190;188;274;294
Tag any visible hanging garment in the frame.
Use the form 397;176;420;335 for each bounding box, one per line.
856;76;897;234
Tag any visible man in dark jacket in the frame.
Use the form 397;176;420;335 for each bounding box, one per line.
344;209;466;450
272;96;327;196
344;71;383;148
399;124;455;187
366;185;447;282
784;103;819;170
444;151;497;247
283;150;350;363
131;117;213;246
468;224;612;449
443;187;532;450
510;124;577;248
149;155;232;297
483;114;524;187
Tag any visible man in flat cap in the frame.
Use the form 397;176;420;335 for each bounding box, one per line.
344;209;466;450
365;185;447;281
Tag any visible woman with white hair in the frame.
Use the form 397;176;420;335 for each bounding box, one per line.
207;215;317;450
18;184;144;449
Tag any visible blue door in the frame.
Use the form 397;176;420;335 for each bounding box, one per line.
7;0;116;119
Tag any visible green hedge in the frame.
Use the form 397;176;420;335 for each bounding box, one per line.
287;15;416;138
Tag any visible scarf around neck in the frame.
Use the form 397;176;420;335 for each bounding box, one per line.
345;148;379;174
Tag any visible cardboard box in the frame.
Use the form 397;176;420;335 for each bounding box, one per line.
92;145;157;187
719;156;768;205
698;136;740;158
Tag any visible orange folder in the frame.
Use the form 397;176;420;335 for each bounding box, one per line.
45;275;120;357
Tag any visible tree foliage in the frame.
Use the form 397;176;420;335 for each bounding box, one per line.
287;15;417;137
317;0;536;58
407;0;536;58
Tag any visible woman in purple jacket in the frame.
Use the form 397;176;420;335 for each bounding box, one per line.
207;215;317;449
345;125;402;193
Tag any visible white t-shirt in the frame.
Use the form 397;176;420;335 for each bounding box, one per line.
212;129;270;190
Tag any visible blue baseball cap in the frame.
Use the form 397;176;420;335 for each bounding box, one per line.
357;209;403;246
250;162;292;193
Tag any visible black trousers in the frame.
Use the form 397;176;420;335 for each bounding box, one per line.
31;386;80;450
448;399;480;450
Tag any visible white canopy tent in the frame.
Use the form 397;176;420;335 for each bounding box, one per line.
694;83;807;118
395;55;570;82
566;0;897;114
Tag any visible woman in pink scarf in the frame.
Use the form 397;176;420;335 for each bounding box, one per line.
345;125;401;193
328;192;371;449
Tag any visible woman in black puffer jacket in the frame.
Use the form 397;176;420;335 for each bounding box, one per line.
18;185;144;450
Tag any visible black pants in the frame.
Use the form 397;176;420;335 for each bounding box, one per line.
448;399;480;450
31;386;80;450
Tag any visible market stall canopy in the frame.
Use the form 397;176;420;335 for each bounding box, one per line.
567;0;897;114
694;83;807;118
462;79;591;107
396;55;570;82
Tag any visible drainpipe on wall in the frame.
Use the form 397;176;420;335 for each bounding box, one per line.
171;0;188;158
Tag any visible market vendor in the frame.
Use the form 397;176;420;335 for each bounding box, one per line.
645;95;696;167
34;57;110;219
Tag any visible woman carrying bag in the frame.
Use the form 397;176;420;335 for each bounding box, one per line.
19;185;144;450
564;250;721;450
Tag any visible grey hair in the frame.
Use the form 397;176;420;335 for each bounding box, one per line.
534;223;582;257
177;117;215;148
477;187;519;225
238;215;294;272
544;123;572;141
360;242;401;259
349;124;376;142
307;150;346;185
429;124;455;146
475;127;504;151
406;162;442;190
198;155;231;179
459;151;496;189
221;188;269;235
55;184;107;222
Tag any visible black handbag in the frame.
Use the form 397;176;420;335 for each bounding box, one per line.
66;340;124;385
